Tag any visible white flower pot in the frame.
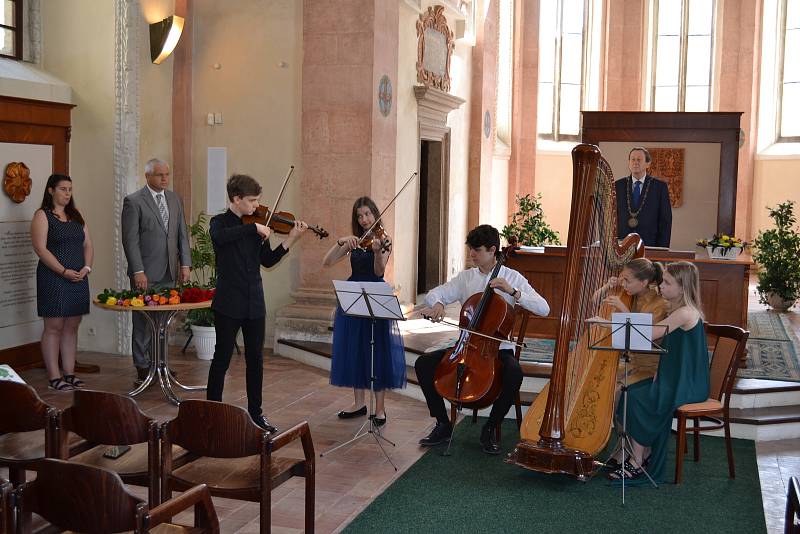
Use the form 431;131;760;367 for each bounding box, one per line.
706;245;742;260
190;325;216;360
766;292;796;312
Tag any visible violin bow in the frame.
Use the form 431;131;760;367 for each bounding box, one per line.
265;165;294;228
422;316;527;349
357;171;418;245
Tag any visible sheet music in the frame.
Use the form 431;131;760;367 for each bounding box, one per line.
611;312;653;351
332;280;404;320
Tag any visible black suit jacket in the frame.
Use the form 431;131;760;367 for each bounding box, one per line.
615;175;672;248
210;210;288;319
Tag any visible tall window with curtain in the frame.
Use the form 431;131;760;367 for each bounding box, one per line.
649;0;716;112
777;0;800;141
537;0;590;142
0;0;22;60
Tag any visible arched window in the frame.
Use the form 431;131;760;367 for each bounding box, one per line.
647;0;716;112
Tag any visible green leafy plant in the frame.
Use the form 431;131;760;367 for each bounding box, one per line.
184;212;216;330
501;193;561;247
752;201;800;305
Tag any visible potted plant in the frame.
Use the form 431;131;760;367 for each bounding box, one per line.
501;193;561;248
184;212;217;359
752;201;800;311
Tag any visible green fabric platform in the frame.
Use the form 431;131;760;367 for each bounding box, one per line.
344;420;765;534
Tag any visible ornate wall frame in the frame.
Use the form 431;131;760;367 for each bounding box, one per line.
416;6;455;92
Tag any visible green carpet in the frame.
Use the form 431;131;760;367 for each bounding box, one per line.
344;421;766;534
518;310;800;381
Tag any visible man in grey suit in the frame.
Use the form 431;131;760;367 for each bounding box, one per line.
121;158;191;384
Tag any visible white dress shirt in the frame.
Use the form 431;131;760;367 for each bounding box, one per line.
424;264;550;351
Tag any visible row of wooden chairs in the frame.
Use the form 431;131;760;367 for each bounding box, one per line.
0;383;315;533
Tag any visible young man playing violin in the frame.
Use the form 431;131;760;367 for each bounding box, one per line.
416;224;550;454
206;174;308;433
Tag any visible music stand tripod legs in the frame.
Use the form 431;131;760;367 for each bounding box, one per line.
321;283;404;471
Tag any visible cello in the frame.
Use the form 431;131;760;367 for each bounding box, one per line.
433;254;515;414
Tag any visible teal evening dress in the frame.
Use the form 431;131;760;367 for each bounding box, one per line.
616;319;709;481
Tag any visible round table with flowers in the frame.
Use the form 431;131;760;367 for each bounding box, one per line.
93;299;212;405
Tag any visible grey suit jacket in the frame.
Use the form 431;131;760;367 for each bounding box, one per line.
121;186;192;281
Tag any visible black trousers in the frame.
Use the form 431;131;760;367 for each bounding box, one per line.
414;348;522;427
206;312;265;419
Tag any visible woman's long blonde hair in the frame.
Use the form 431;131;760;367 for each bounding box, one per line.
664;261;704;318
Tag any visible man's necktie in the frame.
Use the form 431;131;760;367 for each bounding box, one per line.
156;193;169;230
632;180;642;209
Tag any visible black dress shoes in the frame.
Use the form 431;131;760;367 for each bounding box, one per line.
252;415;278;434
419;422;453;447
374;414;387;427
480;423;501;455
337;406;367;419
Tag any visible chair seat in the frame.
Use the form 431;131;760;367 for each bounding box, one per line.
676;398;723;414
0;430;82;463
171;454;303;491
71;443;186;477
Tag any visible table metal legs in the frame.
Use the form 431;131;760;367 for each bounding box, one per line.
127;309;207;405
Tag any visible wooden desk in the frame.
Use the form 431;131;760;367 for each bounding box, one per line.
505;246;752;339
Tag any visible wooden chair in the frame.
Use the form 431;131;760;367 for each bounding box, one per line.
0;382;58;487
14;458;218;533
0;477;12;534
673;323;749;484
468;306;531;439
787;476;800;534
56;389;161;506
161;400;315;533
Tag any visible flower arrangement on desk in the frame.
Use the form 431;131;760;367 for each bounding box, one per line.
696;234;749;260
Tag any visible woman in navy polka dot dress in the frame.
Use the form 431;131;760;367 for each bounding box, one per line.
31;174;93;391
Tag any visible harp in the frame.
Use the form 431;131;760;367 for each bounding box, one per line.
506;144;643;479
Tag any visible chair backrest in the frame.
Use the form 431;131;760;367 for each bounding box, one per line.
787;476;800;534
705;323;749;403
162;400;262;458
0;382;53;433
512;305;531;362
61;389;155;445
16;459;144;533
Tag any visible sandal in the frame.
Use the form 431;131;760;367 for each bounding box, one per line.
63;374;85;388
605;457;622;470
607;460;644;481
48;378;74;391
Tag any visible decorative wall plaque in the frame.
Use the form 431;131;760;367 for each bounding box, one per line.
416;6;455;92
3;162;32;203
647;147;684;208
378;75;393;117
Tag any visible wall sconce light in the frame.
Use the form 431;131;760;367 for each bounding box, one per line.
150;15;185;64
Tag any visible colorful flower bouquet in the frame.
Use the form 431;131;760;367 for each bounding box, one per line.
696;234;748;260
96;285;215;307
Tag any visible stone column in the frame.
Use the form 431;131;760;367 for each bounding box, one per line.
274;0;399;346
508;0;539;212
467;0;499;229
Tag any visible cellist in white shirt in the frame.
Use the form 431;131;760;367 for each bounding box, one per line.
416;224;549;454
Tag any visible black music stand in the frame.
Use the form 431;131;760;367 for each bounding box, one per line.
320;280;405;471
589;315;667;504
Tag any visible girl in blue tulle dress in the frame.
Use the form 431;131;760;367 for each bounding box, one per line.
322;197;406;426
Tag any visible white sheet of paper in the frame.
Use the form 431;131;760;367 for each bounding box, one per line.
332;280;404;320
611;312;653;351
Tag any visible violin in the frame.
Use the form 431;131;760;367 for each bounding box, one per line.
357;221;391;252
242;205;329;239
433;255;514;411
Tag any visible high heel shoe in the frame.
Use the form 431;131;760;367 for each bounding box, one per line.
337;406;367;419
374;413;387;427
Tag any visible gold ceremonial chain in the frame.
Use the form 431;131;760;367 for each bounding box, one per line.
626;176;653;229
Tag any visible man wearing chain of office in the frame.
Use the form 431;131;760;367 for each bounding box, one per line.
615;146;672;248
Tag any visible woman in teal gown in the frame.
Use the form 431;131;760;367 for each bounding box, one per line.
611;261;710;482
